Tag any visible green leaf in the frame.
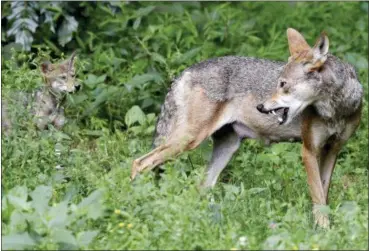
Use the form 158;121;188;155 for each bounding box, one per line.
151;52;166;65
9;211;26;232
77;189;104;209
6;186;31;211
58;15;78;46
135;6;156;17
87;203;104;220
125;105;146;127
133;17;141;30
2;232;36;250
2;196;8;211
248;187;267;194
67;93;88;105
85;74;106;89
171;47;201;65
30;185;52;214
54;131;72;141
124;73;163;89
76;189;105;220
50;229;77;246
77;231;99;247
81;86;119;117
48;201;68;229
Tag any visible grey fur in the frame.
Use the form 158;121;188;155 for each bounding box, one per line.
202;124;241;188
152;53;362;185
186;56;285;102
132;29;363;229
2;55;79;134
2;88;67;133
153;82;178;147
153;56;286;145
313;55;363;119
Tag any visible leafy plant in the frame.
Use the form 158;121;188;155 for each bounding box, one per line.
1;2;368;250
2;185;104;250
3;1;79;51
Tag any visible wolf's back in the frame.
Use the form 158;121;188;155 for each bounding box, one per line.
152;56;285;147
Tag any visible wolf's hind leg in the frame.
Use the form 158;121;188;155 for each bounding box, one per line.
201;125;241;188
131;129;208;180
131;86;225;181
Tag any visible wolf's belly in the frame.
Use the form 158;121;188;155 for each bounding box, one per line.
232;117;302;144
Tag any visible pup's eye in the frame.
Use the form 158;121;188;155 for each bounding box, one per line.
60;75;67;80
280;81;286;88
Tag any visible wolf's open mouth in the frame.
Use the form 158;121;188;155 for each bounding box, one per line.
266;107;289;125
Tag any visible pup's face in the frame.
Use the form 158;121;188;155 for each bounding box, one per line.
41;52;81;93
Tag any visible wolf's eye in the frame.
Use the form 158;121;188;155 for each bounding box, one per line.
280;81;286;88
60;75;67;80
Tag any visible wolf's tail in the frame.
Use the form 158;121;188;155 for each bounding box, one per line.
152;82;178;148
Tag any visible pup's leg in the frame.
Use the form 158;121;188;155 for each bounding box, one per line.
201;125;241;188
53;108;66;129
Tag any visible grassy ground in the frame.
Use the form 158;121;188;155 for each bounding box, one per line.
2;2;368;250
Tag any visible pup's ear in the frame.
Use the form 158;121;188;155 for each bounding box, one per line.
287;28;311;58
69;50;77;64
41;61;53;74
59;51;77;72
310;31;329;69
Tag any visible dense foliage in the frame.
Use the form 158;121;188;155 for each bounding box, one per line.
2;2;368;250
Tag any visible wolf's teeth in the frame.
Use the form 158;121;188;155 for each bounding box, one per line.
278;117;283;122
272;111;276;115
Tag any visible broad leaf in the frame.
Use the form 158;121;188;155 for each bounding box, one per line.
50;229;77;246
48;201;69;229
77;230;99;247
2;232;36;250
58;15;78;46
125;105;146;127
6;186;30;211
30;185;52;214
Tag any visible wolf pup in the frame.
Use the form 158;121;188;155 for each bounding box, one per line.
2;52;80;133
131;28;363;228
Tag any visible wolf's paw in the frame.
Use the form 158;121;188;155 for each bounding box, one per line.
130;159;141;181
313;204;330;229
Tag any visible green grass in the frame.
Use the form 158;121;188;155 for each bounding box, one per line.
1;2;368;250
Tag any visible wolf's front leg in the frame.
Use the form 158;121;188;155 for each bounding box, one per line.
302;145;329;229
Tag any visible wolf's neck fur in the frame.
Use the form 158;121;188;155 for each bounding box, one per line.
313;55;363;121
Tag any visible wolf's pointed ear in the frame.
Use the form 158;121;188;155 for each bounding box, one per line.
41;61;53;74
287;28;311;58
311;31;329;64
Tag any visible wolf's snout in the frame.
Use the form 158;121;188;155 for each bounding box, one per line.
256;104;267;113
